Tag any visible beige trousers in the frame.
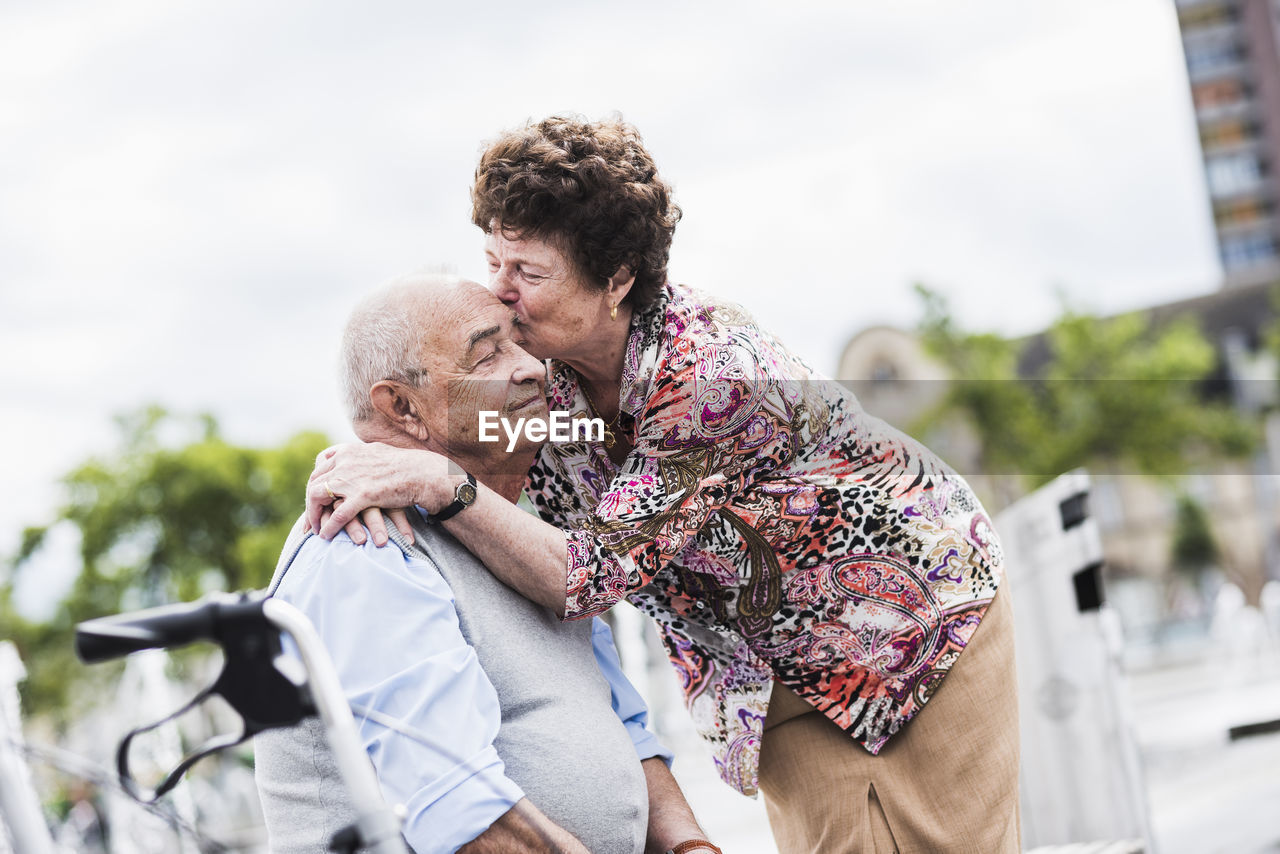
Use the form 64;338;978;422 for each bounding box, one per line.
758;583;1021;854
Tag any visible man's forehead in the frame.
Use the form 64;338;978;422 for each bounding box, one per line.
424;284;514;356
454;284;512;324
416;279;494;319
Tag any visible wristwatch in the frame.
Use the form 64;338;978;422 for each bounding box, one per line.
665;842;723;854
431;471;477;521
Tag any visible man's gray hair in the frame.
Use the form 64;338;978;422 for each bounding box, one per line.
341;272;459;423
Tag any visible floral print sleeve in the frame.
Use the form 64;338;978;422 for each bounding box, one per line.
562;318;805;619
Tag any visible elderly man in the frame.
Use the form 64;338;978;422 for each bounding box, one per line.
254;274;714;854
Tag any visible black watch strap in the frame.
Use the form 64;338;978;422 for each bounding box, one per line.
432;471;477;522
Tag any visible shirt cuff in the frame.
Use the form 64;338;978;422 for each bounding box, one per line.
399;745;524;854
626;720;675;766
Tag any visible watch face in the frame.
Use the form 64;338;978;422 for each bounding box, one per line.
457;482;478;505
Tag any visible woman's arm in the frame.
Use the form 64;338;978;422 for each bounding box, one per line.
308;330;804;620
439;479;571;614
307;443;572;614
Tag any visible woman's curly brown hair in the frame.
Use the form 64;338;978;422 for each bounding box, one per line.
471;114;681;311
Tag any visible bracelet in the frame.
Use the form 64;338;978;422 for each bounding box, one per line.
665;841;723;854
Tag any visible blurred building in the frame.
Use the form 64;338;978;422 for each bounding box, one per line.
1176;0;1280;287
837;280;1279;625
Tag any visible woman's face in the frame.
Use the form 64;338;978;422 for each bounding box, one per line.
484;230;614;363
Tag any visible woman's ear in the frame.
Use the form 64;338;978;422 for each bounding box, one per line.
370;381;432;443
607;265;635;305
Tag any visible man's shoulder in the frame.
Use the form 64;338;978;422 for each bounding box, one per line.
270;512;457;603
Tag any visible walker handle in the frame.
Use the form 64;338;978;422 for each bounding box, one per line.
74;592;263;663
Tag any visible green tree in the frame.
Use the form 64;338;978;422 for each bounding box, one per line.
1170;492;1218;579
913;285;1257;494
2;406;330;717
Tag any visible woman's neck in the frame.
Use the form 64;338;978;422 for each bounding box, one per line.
561;303;633;409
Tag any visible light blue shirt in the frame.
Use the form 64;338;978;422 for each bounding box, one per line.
272;527;670;854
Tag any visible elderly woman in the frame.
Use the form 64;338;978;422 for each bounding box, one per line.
310;116;1020;853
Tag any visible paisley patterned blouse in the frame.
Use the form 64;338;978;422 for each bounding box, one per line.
524;283;1005;796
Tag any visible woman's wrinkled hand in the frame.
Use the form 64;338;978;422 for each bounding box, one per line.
320;506;416;549
306;443;452;540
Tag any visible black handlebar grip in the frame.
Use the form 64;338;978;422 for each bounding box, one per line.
74;592;251;663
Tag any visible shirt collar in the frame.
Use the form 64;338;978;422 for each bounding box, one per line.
618;282;672;418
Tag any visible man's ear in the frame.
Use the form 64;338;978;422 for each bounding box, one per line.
606;265;635;305
369;381;431;442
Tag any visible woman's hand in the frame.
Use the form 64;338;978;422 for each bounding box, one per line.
306;443;454;540
320;506;415;549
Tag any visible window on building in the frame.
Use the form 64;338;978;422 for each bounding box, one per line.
1193;78;1248;110
1207;152;1264;196
1201;118;1252;149
870;357;899;386
1179;2;1238;29
1214;196;1269;226
1220;231;1277;269
1186;39;1242;75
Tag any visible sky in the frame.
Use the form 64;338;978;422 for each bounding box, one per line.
1;0;1222;615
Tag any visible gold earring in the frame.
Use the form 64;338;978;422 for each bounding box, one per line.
610;303;618;321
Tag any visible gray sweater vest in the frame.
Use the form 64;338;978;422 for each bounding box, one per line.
254;514;648;853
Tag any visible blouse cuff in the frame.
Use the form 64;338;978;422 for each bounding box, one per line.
563;528;633;619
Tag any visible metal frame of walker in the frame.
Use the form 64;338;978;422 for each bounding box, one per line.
1;591;410;854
